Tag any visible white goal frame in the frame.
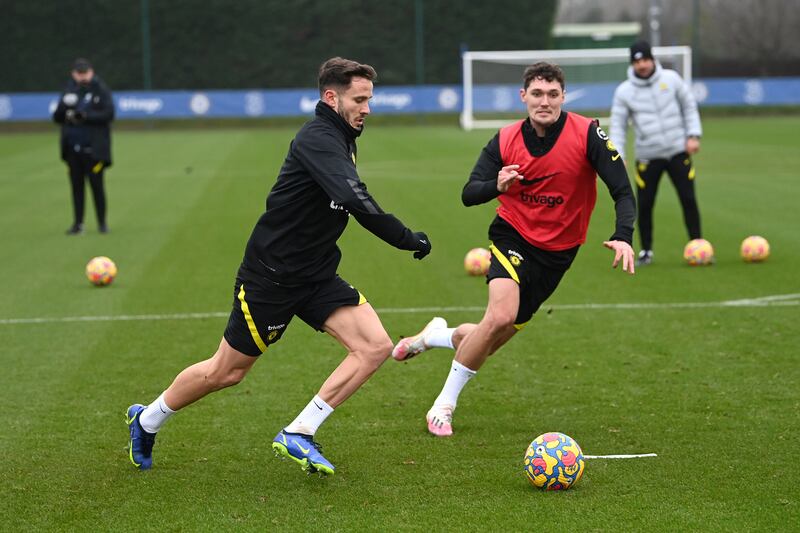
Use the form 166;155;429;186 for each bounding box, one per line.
460;46;692;130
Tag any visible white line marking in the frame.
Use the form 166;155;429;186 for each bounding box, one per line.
1;293;797;326
0;312;230;325
584;453;658;459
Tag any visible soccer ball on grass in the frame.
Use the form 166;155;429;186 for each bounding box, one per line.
740;235;770;262
86;256;117;286
683;239;714;266
464;247;491;276
524;432;585;490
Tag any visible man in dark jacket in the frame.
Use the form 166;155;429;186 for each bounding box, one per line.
53;58;114;234
125;57;431;476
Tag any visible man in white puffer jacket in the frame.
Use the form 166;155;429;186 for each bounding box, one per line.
610;40;703;266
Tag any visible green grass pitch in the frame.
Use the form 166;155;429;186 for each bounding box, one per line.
0;116;798;530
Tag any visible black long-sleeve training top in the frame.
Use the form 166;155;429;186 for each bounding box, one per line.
462;111;636;245
242;101;424;285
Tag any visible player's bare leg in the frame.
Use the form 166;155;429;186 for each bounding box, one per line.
163;338;258;410
427;278;519;436
454;279;519;371
127;339;258;470
272;303;393;475
318;303;394;406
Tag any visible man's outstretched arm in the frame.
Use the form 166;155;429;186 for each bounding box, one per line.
587;123;636;274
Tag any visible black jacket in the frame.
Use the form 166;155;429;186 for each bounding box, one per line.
242;101;426;285
53;75;114;165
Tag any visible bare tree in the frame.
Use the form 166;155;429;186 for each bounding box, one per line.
703;0;799;59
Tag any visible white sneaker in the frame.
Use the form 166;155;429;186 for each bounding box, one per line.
392;317;447;361
426;404;454;437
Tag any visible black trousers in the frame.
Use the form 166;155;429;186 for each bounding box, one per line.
634;152;701;251
67;152;106;227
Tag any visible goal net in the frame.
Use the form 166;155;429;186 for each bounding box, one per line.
460;46;692;130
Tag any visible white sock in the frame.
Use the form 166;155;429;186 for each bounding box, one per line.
284;395;334;436
139;392;175;434
426;327;456;349
433;360;477;408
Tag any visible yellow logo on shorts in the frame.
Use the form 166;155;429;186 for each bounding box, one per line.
268;331;278;341
507;249;523;267
606;140;617;152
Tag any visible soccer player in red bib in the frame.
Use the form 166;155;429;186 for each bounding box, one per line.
392;62;636;437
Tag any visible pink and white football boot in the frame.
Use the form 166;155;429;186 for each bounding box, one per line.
426;404;454;437
392;317;447;361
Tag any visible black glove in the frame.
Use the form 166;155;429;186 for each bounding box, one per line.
412;232;431;260
65;109;85;124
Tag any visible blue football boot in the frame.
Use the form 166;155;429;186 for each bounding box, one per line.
126;404;156;470
272;430;335;475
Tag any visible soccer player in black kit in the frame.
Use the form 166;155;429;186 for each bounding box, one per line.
393;62;636;437
126;57;431;475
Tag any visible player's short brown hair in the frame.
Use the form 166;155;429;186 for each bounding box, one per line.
318;57;377;96
522;62;565;91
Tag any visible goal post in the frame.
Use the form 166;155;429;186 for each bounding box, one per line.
460;46;692;130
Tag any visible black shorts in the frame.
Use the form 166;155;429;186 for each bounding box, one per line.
486;216;579;328
223;267;365;356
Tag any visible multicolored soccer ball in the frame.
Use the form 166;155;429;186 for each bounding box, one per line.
524;432;585;490
683;238;714;266
740;235;770;262
85;256;117;286
464;247;491;276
